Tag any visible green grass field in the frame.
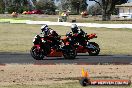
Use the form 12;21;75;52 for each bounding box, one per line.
0;23;132;55
0;82;131;88
0;14;132;24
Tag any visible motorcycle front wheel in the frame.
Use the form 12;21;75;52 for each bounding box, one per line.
88;42;100;56
30;46;44;60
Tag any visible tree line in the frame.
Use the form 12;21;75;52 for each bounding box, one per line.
0;0;88;14
89;0;128;20
0;0;128;20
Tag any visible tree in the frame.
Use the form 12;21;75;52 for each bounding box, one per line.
71;0;88;14
90;0;128;21
89;3;102;16
56;0;88;14
2;0;37;13
12;0;29;12
80;0;88;11
36;0;56;15
70;0;79;14
58;0;71;11
0;0;5;13
3;0;29;13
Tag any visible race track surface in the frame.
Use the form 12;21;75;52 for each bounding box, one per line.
0;53;132;65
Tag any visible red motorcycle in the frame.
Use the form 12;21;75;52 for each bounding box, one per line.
30;34;76;60
65;32;100;56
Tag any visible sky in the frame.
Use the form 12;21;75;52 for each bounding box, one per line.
128;0;132;2
87;0;96;6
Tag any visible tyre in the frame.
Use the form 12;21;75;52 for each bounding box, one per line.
30;46;44;60
79;77;91;86
63;46;76;59
88;42;100;56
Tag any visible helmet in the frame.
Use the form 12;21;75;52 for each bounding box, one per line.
41;24;48;32
71;24;77;29
71;24;78;33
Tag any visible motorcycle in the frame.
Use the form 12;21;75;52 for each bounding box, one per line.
65;32;100;56
30;34;76;60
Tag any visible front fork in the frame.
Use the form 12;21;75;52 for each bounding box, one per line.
34;45;42;54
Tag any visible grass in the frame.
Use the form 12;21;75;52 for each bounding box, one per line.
0;24;69;53
0;23;132;55
0;82;131;88
0;14;132;24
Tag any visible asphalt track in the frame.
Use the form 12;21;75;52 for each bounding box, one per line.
0;53;132;65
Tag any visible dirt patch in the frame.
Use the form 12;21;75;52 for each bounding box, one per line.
0;64;131;86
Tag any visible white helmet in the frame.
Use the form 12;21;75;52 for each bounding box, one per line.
71;24;78;33
41;24;48;32
71;24;78;29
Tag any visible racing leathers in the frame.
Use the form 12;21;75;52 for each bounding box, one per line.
40;28;61;50
71;28;87;47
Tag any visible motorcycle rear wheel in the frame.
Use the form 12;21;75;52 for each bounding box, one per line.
63;46;76;59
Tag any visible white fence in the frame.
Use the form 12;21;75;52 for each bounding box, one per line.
26;20;132;29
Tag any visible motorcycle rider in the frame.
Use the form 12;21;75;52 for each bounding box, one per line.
71;24;85;35
70;24;87;47
70;24;96;50
40;24;61;49
40;24;49;36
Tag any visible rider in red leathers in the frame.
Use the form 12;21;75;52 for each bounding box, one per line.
40;24;61;49
69;24;96;50
70;24;87;47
